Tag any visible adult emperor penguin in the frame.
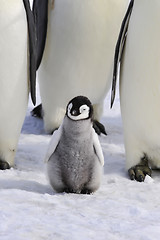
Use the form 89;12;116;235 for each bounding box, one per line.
46;96;104;194
32;0;129;135
111;0;160;181
0;0;36;169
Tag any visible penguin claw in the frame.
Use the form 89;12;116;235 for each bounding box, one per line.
31;104;43;118
93;120;107;136
137;175;145;182
128;155;152;182
128;168;136;181
0;160;10;170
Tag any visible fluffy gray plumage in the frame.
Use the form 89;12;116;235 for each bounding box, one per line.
46;96;104;194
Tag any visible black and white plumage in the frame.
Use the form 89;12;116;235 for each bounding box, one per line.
111;0;160;181
0;0;36;169
31;0;129;135
46;96;104;194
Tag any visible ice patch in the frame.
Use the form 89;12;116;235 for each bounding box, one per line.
144;175;154;184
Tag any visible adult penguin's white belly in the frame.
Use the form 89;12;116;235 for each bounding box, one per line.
0;0;28;167
120;0;160;170
38;0;128;133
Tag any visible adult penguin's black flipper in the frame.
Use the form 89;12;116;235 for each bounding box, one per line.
110;0;134;108
33;0;49;70
23;0;37;105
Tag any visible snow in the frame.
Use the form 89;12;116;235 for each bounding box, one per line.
1;85;160;240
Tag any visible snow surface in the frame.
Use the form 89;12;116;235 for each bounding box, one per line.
1;85;160;240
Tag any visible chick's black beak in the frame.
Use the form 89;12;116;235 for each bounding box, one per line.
71;109;78;116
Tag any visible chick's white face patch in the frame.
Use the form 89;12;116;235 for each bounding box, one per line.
67;104;90;120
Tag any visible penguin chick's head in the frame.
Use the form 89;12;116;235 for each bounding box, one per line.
66;96;93;121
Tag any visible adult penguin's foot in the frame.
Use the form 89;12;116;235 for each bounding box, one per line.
93;120;107;136
128;155;152;182
0;160;10;170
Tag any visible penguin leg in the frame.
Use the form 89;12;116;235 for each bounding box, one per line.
128;155;152;182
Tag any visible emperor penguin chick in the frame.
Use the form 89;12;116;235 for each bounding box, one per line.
46;96;104;194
